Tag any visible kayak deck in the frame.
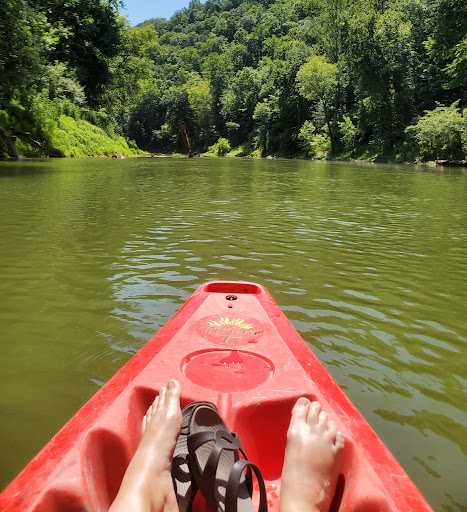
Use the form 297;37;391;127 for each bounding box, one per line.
0;281;433;511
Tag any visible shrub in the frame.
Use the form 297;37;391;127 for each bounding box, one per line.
298;121;331;158
338;115;357;152
406;102;466;161
209;137;231;156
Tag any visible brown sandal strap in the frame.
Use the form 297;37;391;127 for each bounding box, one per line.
188;428;250;505
172;401;219;512
226;459;268;512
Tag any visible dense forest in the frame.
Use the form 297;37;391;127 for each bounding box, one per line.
1;0;466;160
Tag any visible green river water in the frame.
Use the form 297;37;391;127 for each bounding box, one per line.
0;157;466;511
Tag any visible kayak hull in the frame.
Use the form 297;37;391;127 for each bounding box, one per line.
0;281;434;511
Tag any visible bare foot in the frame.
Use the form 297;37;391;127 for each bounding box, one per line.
279;398;344;512
109;379;182;512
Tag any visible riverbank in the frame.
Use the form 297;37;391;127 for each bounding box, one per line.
0;115;144;160
179;146;467;168
4;151;467;170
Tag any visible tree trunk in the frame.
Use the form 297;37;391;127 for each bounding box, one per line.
0;126;22;160
10;128;45;150
178;120;193;157
322;101;335;155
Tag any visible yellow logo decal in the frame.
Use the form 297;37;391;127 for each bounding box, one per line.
207;317;255;329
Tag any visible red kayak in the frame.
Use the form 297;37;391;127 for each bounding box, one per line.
0;281;434;511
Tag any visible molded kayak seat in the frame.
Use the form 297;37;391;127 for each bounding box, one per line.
0;281;434;512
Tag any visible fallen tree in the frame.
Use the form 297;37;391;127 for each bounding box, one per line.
0;126;22;160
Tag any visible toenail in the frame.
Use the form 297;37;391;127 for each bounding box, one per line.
167;380;176;390
297;397;309;406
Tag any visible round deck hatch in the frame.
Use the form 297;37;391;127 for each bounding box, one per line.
181;349;274;391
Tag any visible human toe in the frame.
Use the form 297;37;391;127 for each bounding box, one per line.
156;387;167;412
307;401;321;425
326;420;338;443
142;396;159;434
166;379;180;397
335;431;345;451
317;410;328;432
165;379;181;413
291;397;311;423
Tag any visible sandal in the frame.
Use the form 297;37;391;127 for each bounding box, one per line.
187;405;267;512
172;401;219;512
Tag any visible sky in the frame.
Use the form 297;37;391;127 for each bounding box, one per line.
120;0;203;26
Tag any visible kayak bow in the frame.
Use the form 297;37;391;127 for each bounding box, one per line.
0;281;434;512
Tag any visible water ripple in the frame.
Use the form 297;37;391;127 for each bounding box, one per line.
0;158;466;511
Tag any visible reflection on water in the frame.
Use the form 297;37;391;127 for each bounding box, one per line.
0;158;466;511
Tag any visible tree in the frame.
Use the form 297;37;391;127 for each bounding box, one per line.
340;3;415;151
428;0;467;69
102;25;157;117
298;120;331;157
253;99;273;153
0;0;45;107
338;115;357;152
0;0;48;157
406;102;466;161
221;67;261;142
201;52;233;130
35;0;125;105
126;86;165;151
445;39;467;90
187;79;214;146
296;55;338;153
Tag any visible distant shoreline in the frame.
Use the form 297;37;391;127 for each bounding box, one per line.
3;153;466;169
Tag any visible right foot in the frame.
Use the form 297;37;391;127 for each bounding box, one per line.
109;379;182;512
279;398;344;512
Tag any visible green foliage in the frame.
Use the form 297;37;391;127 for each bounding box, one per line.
338;116;357;152
102;25;157;116
406;102;466;161
187;79;213;130
446;39;467;89
152;124;178;153
209;137;231;155
1;0;464;160
45;115;141;157
0;0;46;106
298;120;331;158
35;0;125;104
253;99;274;153
42;63;86;104
0;110;8;127
296;55;338;153
221;67;261;139
296;56;338;104
340;2;417;151
428;0;467;72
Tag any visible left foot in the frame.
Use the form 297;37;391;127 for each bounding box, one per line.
109;379;182;512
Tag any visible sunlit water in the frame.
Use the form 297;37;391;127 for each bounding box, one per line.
0;157;466;511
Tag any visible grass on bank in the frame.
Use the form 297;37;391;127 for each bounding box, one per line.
1;100;145;158
44;115;143;157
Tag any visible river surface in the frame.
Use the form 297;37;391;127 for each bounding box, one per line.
0;157;466;511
